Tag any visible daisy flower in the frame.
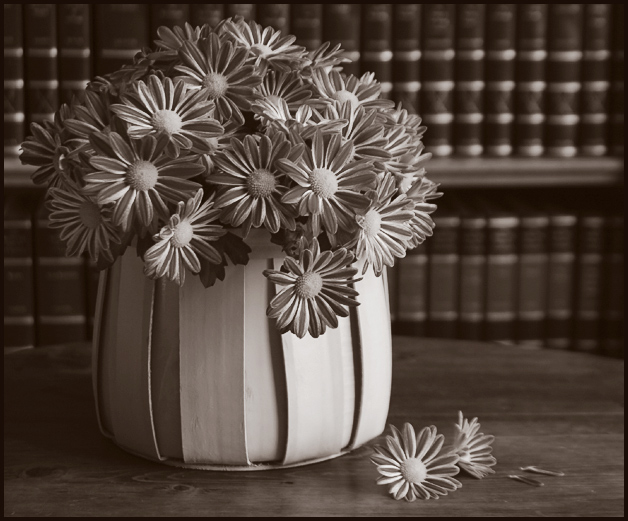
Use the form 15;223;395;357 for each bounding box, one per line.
111;76;224;157
261;101;347;139
150;23;210;62
211;133;302;235
311;69;394;111
383;105;427;138
278;130;376;235
64;89;111;144
354;174;414;276
297;42;351;77
144;189;226;286
46;186;122;264
20;105;81;188
85;132;205;231
404;176;439;250
331;101;391;162
175;33;263;126
449;412;497;479
263;238;361;338
251;70;313;122
376;125;416;175
223;19;307;72
371;423;461;502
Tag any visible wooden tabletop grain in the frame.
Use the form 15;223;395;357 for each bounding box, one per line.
4;338;624;517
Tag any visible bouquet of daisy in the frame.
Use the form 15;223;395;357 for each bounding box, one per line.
20;17;441;339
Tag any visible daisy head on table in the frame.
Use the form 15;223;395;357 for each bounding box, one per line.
371;423;461;502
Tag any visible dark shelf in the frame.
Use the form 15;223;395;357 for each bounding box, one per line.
4;156;624;189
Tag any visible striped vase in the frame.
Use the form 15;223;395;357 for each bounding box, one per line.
92;234;392;470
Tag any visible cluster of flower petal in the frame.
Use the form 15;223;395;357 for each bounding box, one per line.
370;413;497;502
18;15;440;337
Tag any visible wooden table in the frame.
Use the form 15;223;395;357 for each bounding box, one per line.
4;338;624;517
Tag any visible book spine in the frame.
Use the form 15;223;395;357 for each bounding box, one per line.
323;5;361;77
85;258;100;340
3;4;24;157
421;4;455;157
361;4;393;98
396;242;429;337
257;4;290;32
454;4;486;157
580;4;612;157
57;4;91;104
601;215;624;358
573;215;605;354
4;197;36;349
514;4;548;157
94;5;149;76
290;4;322;50
225;5;256;22
610;4;624;156
428;215;460;338
546;214;577;349
189;5;224;28
24;4;58;125
391;4;421;112
150;4;189;35
485;215;518;343
458;214;486;341
545;4;583;158
484;4;516;157
516;214;549;347
34;201;87;346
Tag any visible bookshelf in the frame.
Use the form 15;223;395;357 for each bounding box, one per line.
4;157;624;189
4;4;624;355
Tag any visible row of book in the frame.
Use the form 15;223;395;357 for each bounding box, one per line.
5;188;623;358
3;4;625;161
4;190;100;349
389;191;624;358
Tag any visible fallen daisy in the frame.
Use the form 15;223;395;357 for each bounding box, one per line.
448;411;497;479
370;423;461;501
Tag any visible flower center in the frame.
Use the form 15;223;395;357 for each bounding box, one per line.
310;168;338;199
458;449;472;464
171;220;194;248
251;43;274;58
127;160;159;191
78;200;102;230
400;458;427;485
265;94;283;105
202;72;229;99
332;89;360;108
247;169;276;198
360;209;382;238
207;137;219;153
152;109;183;135
295;272;323;300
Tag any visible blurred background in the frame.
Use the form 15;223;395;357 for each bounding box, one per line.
4;4;624;357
